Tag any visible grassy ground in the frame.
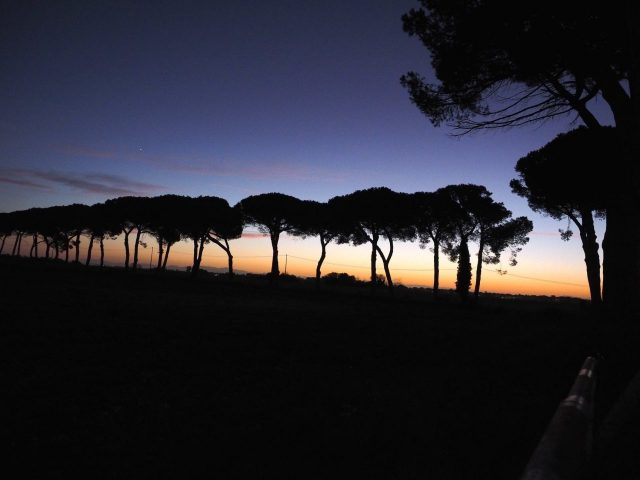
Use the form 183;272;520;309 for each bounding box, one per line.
2;256;639;479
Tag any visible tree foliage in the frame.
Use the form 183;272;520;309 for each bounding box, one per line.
239;193;303;276
401;0;632;133
329;187;415;291
510;126;616;304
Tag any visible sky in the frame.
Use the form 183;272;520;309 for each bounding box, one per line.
0;0;613;297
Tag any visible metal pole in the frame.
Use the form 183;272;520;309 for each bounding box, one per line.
521;356;597;480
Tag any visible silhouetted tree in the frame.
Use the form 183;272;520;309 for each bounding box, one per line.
6;210;27;257
412;189;457;296
329;188;415;292
84;202;122;267
510;127;615;304
19;208;44;259
146;195;185;271
402;0;638;312
476;216;533;297
206;203;243;277
125;197;154;270
239;193;303;277
175;195;235;277
469;196;532;298
36;208;59;259
103;197;141;269
438;185;489;299
0;213;10;254
290;200;342;287
46;204;90;263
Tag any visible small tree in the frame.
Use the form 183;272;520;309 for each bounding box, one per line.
329;187;415;292
290;200;341;287
103;197;143;269
412;189;457;296
469;196;533;298
206;203;243;277
178;196;230;277
146;195;186;271
239;193;303;277
439;185;489;299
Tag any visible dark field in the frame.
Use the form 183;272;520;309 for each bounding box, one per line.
3;257;639;479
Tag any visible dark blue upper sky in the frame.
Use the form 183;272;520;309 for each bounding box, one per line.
0;0;612;214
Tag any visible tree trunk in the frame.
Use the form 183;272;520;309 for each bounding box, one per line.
375;234;395;292
379;255;394;291
86;235;95;266
14;233;24;256
29;235;35;257
594;64;639;316
602;202;639;314
224;239;234;278
33;234;39;258
11;233;19;256
64;236;70;262
316;235;327;287
227;250;234;277
132;229;142;270
0;234;6;254
193;238;198;266
55;243;59;259
191;238;200;275
45;239;51;259
474;237;485;298
270;232;280;276
577;210;602;305
123;230;131;269
198;237;205;266
191;236;206;277
433;238;440;297
162;243;171;270
456;235;472;299
370;232;378;284
74;233;81;263
208;235;235;278
100;238;105;267
157;238;164;270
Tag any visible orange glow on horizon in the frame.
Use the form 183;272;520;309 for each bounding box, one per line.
8;233;592;299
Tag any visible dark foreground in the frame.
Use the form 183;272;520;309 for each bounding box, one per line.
2;257;639;479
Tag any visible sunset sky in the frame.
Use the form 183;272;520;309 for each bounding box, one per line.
1;1;613;298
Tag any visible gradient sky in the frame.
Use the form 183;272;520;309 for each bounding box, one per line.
1;1;613;297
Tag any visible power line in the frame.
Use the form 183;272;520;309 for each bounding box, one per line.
484;269;585;288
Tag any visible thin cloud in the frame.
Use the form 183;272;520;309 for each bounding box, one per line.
242;232;268;239
55;143;348;181
1;168;166;196
0;175;52;190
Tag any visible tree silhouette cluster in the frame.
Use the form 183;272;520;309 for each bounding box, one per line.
0;195;242;278
510;127;621;305
401;0;637;312
1;185;531;299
